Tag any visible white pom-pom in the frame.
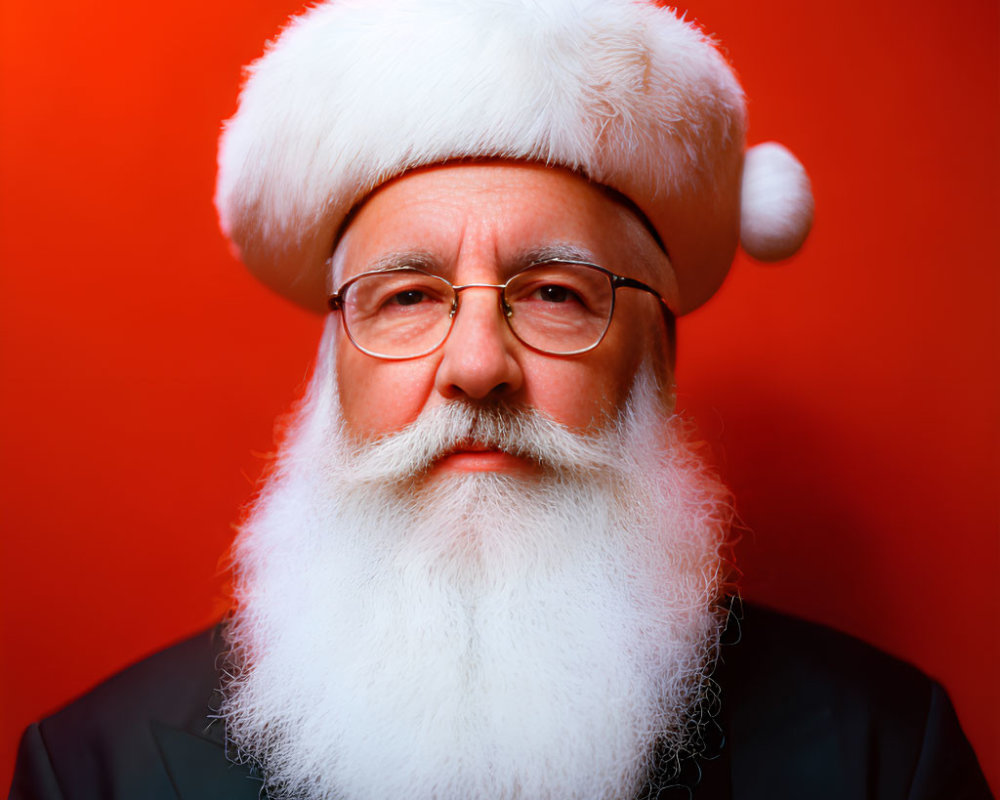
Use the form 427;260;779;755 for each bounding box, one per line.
740;142;814;262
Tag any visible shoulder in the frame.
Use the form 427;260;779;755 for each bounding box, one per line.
718;602;992;799
725;602;932;714
9;626;252;800
40;625;223;741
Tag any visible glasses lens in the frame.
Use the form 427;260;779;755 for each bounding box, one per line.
504;263;613;354
341;270;454;358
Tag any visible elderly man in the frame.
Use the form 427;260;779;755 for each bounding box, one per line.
9;0;991;798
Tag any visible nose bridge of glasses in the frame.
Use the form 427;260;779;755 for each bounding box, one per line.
453;281;507;293
451;282;512;318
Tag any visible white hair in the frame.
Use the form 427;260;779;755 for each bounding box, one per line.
221;320;732;800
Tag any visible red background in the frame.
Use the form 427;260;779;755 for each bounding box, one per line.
1;0;997;790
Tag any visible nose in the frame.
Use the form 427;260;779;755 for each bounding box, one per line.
433;286;523;401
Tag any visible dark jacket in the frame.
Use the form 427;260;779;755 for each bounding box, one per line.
9;603;994;799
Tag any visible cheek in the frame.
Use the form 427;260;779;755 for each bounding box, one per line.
335;339;436;438
518;352;642;429
572;298;673;415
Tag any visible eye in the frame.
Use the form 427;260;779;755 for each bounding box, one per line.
536;284;573;303
388;289;429;307
507;265;603;310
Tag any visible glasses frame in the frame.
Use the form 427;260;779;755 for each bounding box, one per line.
327;259;673;360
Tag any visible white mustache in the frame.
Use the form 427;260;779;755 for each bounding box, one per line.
340;402;625;485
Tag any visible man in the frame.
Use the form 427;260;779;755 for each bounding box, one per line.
9;0;992;798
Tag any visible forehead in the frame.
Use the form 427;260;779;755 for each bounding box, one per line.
331;162;663;283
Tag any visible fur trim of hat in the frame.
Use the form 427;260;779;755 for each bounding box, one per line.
216;0;813;315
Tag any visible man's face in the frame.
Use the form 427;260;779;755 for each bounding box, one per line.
223;170;729;799
332;162;674;475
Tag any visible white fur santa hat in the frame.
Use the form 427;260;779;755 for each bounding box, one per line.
216;0;813;315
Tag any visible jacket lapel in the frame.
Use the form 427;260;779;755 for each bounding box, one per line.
152;721;265;800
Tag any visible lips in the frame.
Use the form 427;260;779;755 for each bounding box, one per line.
433;442;535;474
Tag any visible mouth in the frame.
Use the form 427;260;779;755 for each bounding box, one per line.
432;441;538;475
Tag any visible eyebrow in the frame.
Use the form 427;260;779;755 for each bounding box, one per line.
361;250;440;273
516;243;599;267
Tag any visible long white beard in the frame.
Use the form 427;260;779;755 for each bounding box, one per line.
221;321;732;800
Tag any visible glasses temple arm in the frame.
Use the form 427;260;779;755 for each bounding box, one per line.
612;275;674;312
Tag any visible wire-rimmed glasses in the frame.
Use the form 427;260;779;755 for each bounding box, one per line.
327;259;672;360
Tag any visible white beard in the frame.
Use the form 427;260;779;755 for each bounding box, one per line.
221;320;732;800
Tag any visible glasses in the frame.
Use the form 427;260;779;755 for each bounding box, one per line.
327;259;672;360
